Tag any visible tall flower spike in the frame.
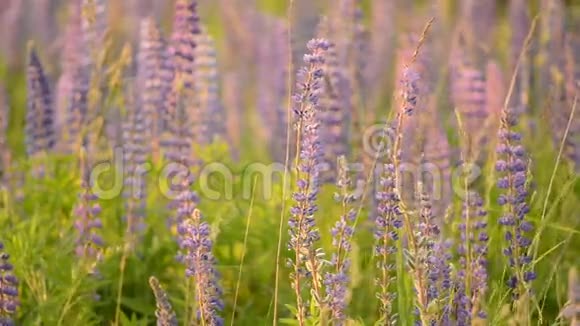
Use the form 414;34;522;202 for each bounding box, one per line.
317;40;351;183
324;156;357;325
162;0;201;163
26;46;55;157
177;209;223;326
450;56;487;162
0;242;19;325
55;0;82;150
409;184;447;325
373;161;402;323
122;85;147;236
65;0;90;154
256;16;290;162
395;40;427;209
194;28;226;144
168;148;199;230
495;108;536;300
74;149;104;274
80;0;108;142
138;16;168;163
288;38;329;324
455;190;488;324
148;277;178;326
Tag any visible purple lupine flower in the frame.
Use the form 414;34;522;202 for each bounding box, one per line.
55;0;82;149
79;0;107;134
317;40;351;183
26;46;55;157
288;38;329;323
324;156;357;325
122;86;148;236
74;159;104;274
449;56;487;162
148;276;178;326
432;240;453;325
138;16;168;163
373;162;402;322
351;6;369;92
495;109;535;299
168;0;200;109
64;64;89;155
177;208;223;326
455;191;488;324
410;185;446;325
394;57;423;157
194;28;226;144
161;0;201;163
0;242;19;325
169;165;199;228
256;16;290;162
450;62;487;126
399;67;421;117
64;0;93;154
328;0;362;66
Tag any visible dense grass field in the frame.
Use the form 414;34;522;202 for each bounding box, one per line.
0;0;579;325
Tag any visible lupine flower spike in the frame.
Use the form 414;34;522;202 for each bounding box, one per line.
55;0;82;149
455;191;488;324
409;183;450;325
26;44;55;158
162;0;200;163
149;277;178;326
256;17;289;162
138;17;168;163
65;0;90;154
0;242;18;326
495;107;535;315
194;28;226;144
122;85;147;236
177;208;223;326
318;41;351;183
374;161;402;324
73;147;104;275
288;38;329;324
324;156;358;325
